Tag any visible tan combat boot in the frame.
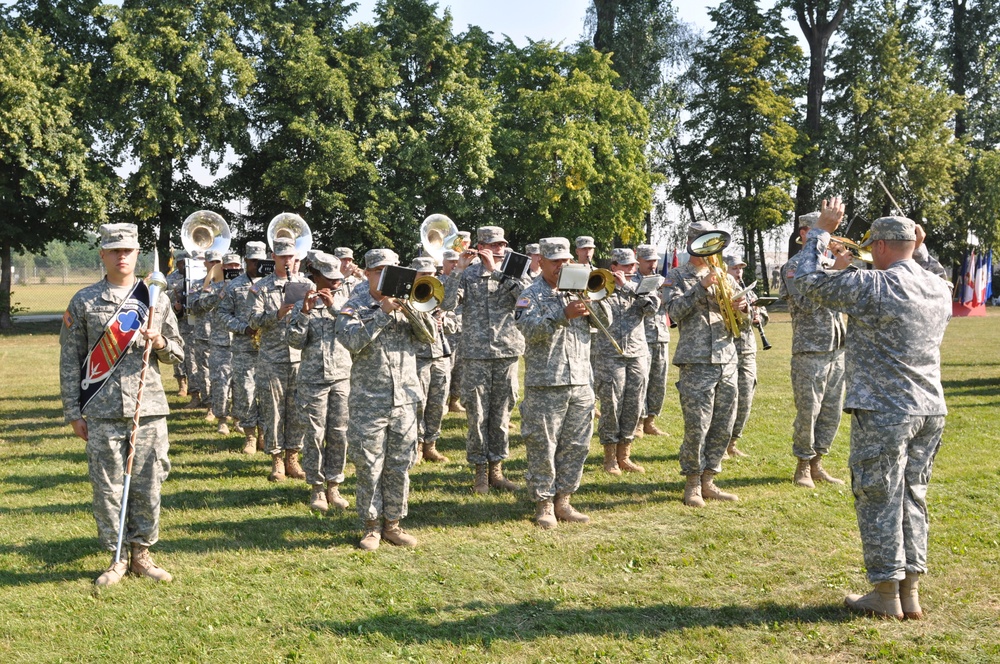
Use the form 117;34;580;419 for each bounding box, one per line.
701;470;739;501
488;461;518;491
129;545;172;582
616;440;646;473
633;422;645;439
554;493;590;524
535;499;557;529
726;437;748;458
810;455;845;485
382;520;417;547
177;376;189;398
185;391;202;409
268;452;285;482
309;485;328;512
205;409;217;423
326;482;349;510
603;443;622;475
422;440;449;463
643;415;665;436
794;457;815;488
413;440;424;465
216;417;229;436
242;429;256;454
358;520;381;551
256;426;265;451
447;395;465;413
473;464;489;494
683;474;705;507
94;555;129;587
284;450;306;480
845;580;904;619
899;572;923;620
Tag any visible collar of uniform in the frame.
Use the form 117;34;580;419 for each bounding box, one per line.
101;276;139;304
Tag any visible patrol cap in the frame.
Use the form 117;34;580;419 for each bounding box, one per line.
798;211;821;228
305;249;322;264
686;220;716;242
861;216;916;247
272;237;297;257
364;248;399;269
173;249;189;261
477;226;506;245
311;252;344;280
525;243;540;256
410;256;437;274
442;249;461;261
222;253;242;265
724;253;747;268
539;237;573;261
99;223;140;250
334;247;354;260
575;235;596;249
611;248;637;265
244;241;267;260
205;250;223;263
635;244;658;261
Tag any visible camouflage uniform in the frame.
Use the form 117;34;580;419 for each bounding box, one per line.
248;272;312;453
794;224;951;583
169;268;201;392
186;285;213;403
662;262;739;476
59;279;183;551
336;289;435;525
287;286;352;486
416;310;459;443
515;278;607;501
166;269;187;382
191;280;233;418
216;272;260;431
639;275;671;419
441;261;526;464
731;295;769;442
779;250;846;459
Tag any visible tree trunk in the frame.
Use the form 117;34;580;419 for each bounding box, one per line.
950;0;968;139
0;238;12;330
756;227;769;295
593;0;620;53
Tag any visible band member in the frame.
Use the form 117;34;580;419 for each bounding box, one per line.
795;202;952;620
176;250;205;406
165;250;189;396
595;248;658;474
411;257;458;463
441;249;465;414
779;212;847;487
60;223;183;586
635;244;670;436
248;237;312;482
724;254;768;458
288;252;352;513
441;226;525;493
515;237;609;528
525;243;542;280
574;236;596;266
217;241;266;453
186;250;220;416
335;247;366;296
662;221;742;507
336;248;436;550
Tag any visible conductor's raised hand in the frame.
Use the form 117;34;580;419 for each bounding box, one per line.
914;224;926;251
818;196;845;233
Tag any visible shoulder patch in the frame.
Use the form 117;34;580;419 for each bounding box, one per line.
63;310;73;328
339;306;354;316
785;268;795;279
250;284;259;294
515;296;530;308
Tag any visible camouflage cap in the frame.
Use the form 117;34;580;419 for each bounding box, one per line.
222;253;242;265
442;249;461;261
575;235;596;249
272;237;297;257
244;241;267;260
173;249;189;261
861;215;916;247
539;237;573;261
686;220;717;242
410;256;437;273
334;247;354;260
311;252;344;280
525;243;540;256
635;244;658;261
99;223;140;250
477;226;506;245
798;211;821;228
611;247;637;265
724;253;747;268
365;248;399;269
205;250;223;263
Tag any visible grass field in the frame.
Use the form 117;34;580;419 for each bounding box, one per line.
1;312;998;662
8;282;95;316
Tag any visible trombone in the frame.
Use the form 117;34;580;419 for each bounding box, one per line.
687;230;744;338
388;273;443;346
558;264;624;355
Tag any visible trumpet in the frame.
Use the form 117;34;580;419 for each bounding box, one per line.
796;233;872;263
687;230;743;337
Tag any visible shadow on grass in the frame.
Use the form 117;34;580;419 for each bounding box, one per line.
2;471;88;494
310;598;854;641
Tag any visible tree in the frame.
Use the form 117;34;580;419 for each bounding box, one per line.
0;23;110;328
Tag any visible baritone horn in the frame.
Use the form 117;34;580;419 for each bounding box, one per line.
687;229;744;337
267;212;313;260
420;214;470;265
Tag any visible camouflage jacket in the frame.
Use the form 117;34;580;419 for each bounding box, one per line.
633;273;671;344
734;292;769;356
166;270;191;332
335;289;435;407
247;273;314;364
662;262;737;366
441;262;526;359
794;228;952;415
59;278;183;422
216;272;259;354
416;310;460;360
779;250;846;354
594;279;657;358
190;280;232;347
287;286;352;384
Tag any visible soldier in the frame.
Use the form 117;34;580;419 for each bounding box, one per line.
288;252;352;513
186;250;220;417
794;201;952;621
248;238;313;482
441;226;526;493
441;249;466;414
411;257;458;463
165;250;189;397
574;236;596;267
594;248;658;475
335;247;366;297
217;241;266;454
60;223;182;586
515;237;609;528
724;254;769;458
525;243;542;280
779;212;847;488
635;244;670;437
336;248;436;551
176;250;206;406
662;221;744;507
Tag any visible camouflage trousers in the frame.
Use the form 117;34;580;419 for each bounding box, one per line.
231;350;260;430
791;349;845;459
520;384;594;502
849;410;945;583
257;360;301;453
208;344;232;419
296;379;349;486
192;337;212;401
676;362;737;476
174;323;190;378
643;342;669;418
181;327;201;391
595;353;648;445
447;335;462;399
731;352;758;440
348;401;420;524
462;357;519;464
417;355;450;443
85;417;170;551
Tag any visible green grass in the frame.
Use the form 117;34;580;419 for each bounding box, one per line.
8;282;91;316
2;312;999;662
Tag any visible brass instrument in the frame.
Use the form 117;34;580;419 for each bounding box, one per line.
420;214;470;265
558;264;624;355
387;273;443;346
267;212;313;260
796;232;873;263
687;230;743;337
180;210;232;323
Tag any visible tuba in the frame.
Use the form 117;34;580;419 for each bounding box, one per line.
180;211;232;322
267;213;312;260
687;230;744;338
420;214;470;265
